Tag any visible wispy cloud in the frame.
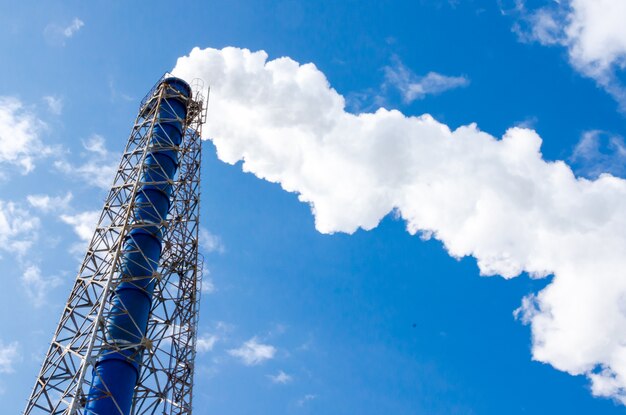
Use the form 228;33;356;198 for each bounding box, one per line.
82;134;108;156
0;200;40;258
42;95;63;115
0;97;50;175
510;0;626;112
512;3;567;46
383;56;469;103
59;210;99;254
54;134;118;189
197;228;223;294
0;341;19;374
228;337;276;366
108;78;135;103
27;192;73;213
44;18;84;46
21;264;62;308
63;18;84;37
570;130;626;178
199;227;225;254
201;267;216;294
196;334;219;353
348;55;469;111
268;370;292;384
296;394;317;407
60;210;99;242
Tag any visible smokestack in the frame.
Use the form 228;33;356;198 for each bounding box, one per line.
84;77;191;415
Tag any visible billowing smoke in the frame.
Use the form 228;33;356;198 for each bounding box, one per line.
172;47;626;403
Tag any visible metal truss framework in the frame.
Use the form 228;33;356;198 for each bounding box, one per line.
24;75;208;415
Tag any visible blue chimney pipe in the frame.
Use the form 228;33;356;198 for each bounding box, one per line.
84;77;191;415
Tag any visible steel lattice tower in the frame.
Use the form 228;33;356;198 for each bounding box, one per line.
24;75;208;415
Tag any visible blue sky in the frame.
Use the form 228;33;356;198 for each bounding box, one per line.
2;1;626;414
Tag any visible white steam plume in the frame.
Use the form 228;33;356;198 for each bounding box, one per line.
173;47;626;403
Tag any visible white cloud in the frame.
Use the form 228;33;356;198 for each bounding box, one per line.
0;341;19;374
215;321;234;332
197;229;223;294
383;56;469;103
199;227;224;254
570;130;626;178
512;3;567;45
21;264;62;307
107;78;135;103
228;337;276;365
196;334;218;353
0;97;49;174
0;200;40;257
54;134;118;189
201;267;216;294
82;134;108;156
296;394;317;407
27;192;73;213
60;210;99;252
63;18;84;38
173;46;626;404
42;96;63;115
564;0;626;73
268;370;292;384
44;18;84;46
513;0;626;111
